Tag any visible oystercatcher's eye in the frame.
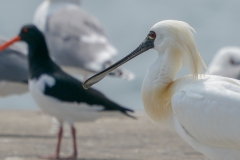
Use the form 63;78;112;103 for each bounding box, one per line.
148;31;156;40
23;28;28;33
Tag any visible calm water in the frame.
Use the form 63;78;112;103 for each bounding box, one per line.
0;0;240;110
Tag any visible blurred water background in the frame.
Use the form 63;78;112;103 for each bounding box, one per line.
0;0;239;110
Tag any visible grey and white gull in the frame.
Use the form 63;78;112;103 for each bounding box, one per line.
34;0;134;81
0;37;28;97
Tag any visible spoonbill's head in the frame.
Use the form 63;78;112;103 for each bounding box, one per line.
209;47;240;79
151;20;195;51
83;20;206;89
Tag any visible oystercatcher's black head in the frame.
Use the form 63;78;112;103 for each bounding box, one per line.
19;25;44;44
0;24;52;79
0;24;46;54
0;24;50;63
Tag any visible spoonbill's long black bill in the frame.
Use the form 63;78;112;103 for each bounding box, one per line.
82;33;155;90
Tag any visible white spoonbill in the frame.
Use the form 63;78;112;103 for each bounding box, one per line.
83;20;240;160
209;47;240;79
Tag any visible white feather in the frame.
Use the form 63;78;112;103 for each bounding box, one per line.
81;34;107;44
33;0;80;32
172;76;240;147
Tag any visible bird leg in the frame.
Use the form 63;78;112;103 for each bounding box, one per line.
61;125;78;160
39;125;63;159
71;126;78;158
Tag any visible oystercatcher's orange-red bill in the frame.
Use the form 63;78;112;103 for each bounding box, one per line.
0;36;21;51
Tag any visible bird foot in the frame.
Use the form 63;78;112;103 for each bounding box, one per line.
38;154;60;160
38;153;77;160
60;154;77;160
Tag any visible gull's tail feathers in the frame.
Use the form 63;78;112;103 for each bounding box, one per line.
108;68;135;81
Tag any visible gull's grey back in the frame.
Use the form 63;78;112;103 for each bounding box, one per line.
45;6;117;72
0;37;28;83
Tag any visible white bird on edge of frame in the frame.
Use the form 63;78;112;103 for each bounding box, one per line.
208;47;240;79
83;20;240;160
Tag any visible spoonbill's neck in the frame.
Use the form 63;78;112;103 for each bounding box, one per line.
147;48;183;87
141;47;183;129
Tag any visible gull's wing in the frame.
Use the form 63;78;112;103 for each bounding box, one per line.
0;37;28;96
0;49;28;83
172;76;240;148
45;6;117;72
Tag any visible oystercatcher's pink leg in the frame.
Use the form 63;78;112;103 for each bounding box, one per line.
61;125;78;160
39;126;63;159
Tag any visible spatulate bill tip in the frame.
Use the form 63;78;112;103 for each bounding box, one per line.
82;83;90;90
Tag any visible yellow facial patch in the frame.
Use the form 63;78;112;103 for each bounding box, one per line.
148;36;154;40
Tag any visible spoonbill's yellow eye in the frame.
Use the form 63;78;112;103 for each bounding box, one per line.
148;31;156;40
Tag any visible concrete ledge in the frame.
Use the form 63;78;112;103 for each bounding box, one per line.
0;111;206;160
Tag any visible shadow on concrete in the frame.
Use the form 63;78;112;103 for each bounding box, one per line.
0;133;56;139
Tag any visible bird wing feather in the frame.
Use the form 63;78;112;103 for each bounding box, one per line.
172;76;240;149
0;37;28;83
0;49;28;82
43;71;132;113
45;6;117;72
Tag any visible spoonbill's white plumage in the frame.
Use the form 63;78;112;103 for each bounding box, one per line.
33;0;134;81
83;20;240;160
209;47;240;79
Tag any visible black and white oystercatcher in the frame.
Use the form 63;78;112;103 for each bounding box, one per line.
34;0;135;133
0;25;134;159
